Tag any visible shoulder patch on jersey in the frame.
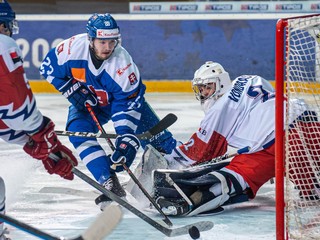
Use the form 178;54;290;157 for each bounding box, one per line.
116;63;132;76
71;68;86;82
128;72;138;85
57;43;64;55
10;51;22;64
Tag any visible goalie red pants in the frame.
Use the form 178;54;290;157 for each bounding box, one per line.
225;142;275;199
225;121;320;199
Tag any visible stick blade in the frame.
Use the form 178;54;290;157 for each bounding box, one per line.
81;205;123;240
167;220;213;237
148;113;177;136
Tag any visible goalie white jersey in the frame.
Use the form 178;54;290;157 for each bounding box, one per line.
171;75;308;164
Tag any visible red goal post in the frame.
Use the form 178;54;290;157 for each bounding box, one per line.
275;14;320;240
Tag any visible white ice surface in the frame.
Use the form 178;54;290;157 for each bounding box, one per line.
0;93;276;240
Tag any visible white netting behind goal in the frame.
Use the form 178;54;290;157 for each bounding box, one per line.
285;15;320;240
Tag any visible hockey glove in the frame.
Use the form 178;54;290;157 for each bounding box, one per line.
23;116;78;180
23;116;61;160
111;134;140;167
41;145;78;180
59;78;98;111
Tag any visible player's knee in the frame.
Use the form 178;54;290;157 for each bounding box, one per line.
67;120;96;148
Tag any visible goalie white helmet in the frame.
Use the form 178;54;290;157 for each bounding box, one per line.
192;61;232;107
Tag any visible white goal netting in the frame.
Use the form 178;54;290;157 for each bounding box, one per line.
284;14;320;240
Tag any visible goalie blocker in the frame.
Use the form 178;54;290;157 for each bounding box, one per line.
153;163;251;216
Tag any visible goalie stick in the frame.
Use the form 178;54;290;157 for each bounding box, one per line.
0;204;122;240
55;113;178;140
190;146;251;168
72;167;214;237
190;146;274;184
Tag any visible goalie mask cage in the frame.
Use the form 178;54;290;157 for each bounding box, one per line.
275;14;320;240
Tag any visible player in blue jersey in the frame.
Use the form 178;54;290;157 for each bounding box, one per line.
40;13;178;209
0;1;78;239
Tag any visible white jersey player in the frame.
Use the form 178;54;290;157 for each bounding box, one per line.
0;1;77;238
154;61;320;216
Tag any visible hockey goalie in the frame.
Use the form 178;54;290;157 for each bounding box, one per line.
135;61;320;217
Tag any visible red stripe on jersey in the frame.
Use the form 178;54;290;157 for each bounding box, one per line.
179;131;228;163
0;67;34;111
0;55;9;75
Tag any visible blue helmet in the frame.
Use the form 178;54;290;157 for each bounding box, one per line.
86;13;120;41
0;0;19;35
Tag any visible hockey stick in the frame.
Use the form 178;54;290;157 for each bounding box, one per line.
39;186;99;198
191;146;251;168
85;104;174;227
0;204;122;240
191;146;274;184
55;113;177;140
72;167;214;237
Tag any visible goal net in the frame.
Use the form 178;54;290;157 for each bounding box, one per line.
275;14;320;240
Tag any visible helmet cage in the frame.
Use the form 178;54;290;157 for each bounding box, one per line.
192;77;219;102
192;61;232;103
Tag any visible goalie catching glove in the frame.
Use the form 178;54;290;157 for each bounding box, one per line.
23;116;78;180
59;78;98;111
111;134;140;169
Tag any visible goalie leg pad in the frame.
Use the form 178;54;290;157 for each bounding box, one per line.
153;161;231;189
167;161;231;181
142;145;168;173
152;162;232;200
155;186;197;199
175;174;222;186
154;168;250;216
187;169;249;216
127;145;168;200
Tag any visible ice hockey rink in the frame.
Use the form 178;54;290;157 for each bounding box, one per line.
0;93;276;240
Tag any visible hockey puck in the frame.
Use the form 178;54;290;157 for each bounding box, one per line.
188;226;200;239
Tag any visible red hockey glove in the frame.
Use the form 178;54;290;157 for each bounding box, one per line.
23;116;60;160
42;145;78;180
23;116;78;180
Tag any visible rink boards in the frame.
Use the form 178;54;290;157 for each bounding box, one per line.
15;13;319;93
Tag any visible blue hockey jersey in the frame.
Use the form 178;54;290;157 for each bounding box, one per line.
40;33;146;135
40;33;177;182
